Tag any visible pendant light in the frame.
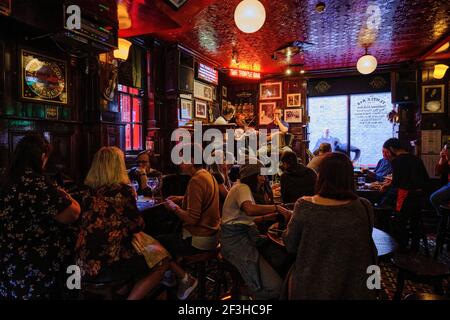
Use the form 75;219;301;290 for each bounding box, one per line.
234;0;266;33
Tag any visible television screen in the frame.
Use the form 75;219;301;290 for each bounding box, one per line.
197;63;218;85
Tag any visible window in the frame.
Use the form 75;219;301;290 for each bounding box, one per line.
308;92;397;167
118;84;143;151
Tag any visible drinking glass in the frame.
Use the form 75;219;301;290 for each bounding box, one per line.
147;177;160;203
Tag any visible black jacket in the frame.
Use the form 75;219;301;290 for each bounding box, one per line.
280;164;317;204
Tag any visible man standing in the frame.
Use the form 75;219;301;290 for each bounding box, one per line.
266;108;289;134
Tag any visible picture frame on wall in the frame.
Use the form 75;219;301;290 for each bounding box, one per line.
260;82;282;100
287;93;301;107
194;80;213;102
180;99;192;120
195;100;208;119
284;108;303;123
259;102;277;125
422;84;445;113
21;49;68;104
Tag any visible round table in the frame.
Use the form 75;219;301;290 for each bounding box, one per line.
267;223;398;259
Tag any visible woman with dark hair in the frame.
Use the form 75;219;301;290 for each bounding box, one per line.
282;152;378;299
221;160;291;299
0;135;81;299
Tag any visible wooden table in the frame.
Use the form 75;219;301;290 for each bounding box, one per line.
136;197;180;236
356;188;383;204
268;223;398;259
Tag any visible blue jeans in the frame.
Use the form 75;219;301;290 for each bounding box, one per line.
430;182;450;215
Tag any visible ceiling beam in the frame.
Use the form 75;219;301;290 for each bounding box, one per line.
417;32;450;61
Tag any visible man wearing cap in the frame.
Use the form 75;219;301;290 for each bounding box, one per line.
220;160;292;300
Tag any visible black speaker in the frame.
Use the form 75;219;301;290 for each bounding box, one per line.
179;65;194;92
392;71;417;104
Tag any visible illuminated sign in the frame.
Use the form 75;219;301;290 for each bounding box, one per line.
197;63;218;85
229;68;261;80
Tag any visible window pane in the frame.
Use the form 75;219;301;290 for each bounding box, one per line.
308;95;348;154
350;92;396;167
125;124;131;151
120;94;131;122
132;124;142;150
132;97;141;122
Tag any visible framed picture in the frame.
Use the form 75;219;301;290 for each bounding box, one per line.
259;102;277;125
165;0;188;10
287;93;301;107
222;86;227;98
194;80;213;102
195;100;208;119
21;49;68;104
284;108;303;123
180;99;192;120
422;85;445;113
260;82;282;100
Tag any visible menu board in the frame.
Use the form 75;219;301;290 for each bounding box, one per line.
421;130;441;155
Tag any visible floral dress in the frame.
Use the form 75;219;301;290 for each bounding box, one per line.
76;184;145;280
0;170;74;300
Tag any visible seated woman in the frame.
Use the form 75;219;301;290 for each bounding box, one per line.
220;160;291;300
282;152;378;300
0;135;81;299
77;147;197;300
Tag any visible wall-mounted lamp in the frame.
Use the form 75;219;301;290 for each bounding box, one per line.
114;38;132;61
433;64;449;79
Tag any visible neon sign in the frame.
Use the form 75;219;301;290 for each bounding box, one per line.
229;68;261;80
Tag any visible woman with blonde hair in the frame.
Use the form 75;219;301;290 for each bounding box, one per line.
77;147;197;300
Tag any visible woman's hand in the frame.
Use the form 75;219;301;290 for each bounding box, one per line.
276;205;292;222
163;199;179;212
166;195;184;204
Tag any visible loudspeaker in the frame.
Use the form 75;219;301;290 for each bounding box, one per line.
392;71;417;104
179;66;194;92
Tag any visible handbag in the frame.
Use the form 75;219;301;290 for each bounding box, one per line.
132;232;171;269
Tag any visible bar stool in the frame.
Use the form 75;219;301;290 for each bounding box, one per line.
391;252;450;300
390;191;430;255
182;246;242;300
434;204;450;259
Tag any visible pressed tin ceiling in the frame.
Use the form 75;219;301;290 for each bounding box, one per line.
120;0;450;74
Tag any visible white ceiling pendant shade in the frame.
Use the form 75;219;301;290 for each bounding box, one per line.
356;50;377;74
234;0;266;33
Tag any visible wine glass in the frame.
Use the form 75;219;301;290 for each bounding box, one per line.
147;177;160;203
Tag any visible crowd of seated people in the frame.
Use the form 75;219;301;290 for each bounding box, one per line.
2;133;449;301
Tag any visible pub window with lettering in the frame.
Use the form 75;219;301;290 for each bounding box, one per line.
308;92;398;167
118;84;143;151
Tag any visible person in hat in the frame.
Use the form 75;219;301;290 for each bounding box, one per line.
220;159;292;300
